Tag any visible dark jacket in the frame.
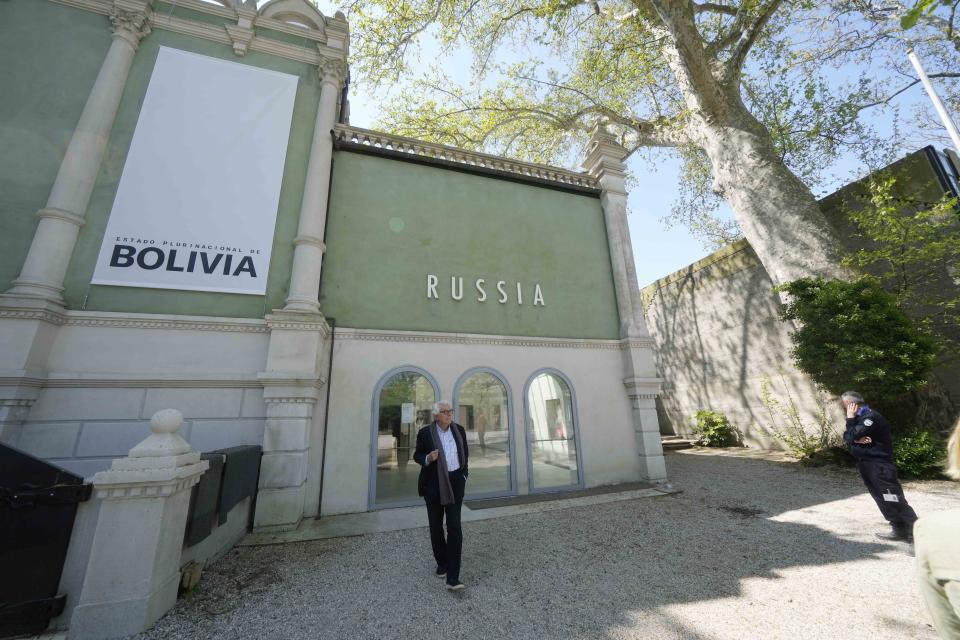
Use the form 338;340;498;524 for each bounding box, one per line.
414;422;469;500
844;407;894;462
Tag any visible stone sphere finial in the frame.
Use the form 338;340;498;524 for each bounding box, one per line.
151;409;183;435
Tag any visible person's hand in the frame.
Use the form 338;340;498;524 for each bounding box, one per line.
854;436;872;445
427;449;440;463
845;402;859;419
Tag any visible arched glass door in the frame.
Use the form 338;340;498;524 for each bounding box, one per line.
525;370;581;491
372;368;437;506
454;369;513;497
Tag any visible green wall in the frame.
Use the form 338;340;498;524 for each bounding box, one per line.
320;152;621;339
1;1;322;318
0;0;109;295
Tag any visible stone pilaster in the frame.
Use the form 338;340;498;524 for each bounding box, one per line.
5;1;151;305
583;124;667;481
70;409;208;640
283;57;346;312
254;313;330;531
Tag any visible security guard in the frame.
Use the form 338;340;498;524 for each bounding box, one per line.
841;391;918;542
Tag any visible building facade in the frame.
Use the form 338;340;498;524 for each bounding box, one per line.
0;0;666;531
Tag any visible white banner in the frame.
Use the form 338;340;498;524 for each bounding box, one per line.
92;47;299;295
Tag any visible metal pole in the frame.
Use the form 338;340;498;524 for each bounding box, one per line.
908;48;960;152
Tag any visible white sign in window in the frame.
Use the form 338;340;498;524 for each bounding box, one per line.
92;47;299;295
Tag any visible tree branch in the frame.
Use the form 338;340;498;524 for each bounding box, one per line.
727;0;786;74
694;2;738;16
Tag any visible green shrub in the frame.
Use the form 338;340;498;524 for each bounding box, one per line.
894;429;946;479
775;277;937;400
759;376;843;460
692;410;741;447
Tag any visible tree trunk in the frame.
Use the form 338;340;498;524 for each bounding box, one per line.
694;100;850;286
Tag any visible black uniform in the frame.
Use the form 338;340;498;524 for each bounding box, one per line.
844;406;918;538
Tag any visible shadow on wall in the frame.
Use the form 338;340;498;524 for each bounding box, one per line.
643;241;838;448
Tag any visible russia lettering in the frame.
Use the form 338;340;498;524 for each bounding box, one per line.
426;274;544;306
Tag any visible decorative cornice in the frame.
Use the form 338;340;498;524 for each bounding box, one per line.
334;125;599;192
47;0;336;66
264;312;331;335
0;307;67;326
264;396;318;404
94;471;204;499
620;338;657;349
66;311;269;333
0;399;36;408
334;327;631;351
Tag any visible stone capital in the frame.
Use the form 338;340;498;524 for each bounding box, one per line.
109;5;152;49
317;56;346;88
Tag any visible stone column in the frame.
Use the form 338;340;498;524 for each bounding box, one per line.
70;409;208;640
583;124;667;481
6;3;151;304
284;57;346;312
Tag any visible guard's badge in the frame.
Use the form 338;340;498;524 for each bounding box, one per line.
864;419;874;426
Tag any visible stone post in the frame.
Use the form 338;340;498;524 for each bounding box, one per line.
583;124;667;481
6;2;151;304
284;57;346;312
69;410;208;640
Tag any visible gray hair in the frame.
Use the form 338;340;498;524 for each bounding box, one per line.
841;391;865;404
431;400;452;416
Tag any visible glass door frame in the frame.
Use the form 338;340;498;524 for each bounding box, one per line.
522;367;586;494
368;364;441;510
452;366;518;501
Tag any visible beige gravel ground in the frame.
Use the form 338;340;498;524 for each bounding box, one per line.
134;448;960;640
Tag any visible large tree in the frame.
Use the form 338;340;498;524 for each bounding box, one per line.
344;0;868;286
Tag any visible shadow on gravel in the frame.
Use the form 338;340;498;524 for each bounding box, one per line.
131;452;922;640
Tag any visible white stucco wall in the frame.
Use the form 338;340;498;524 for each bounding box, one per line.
319;327;643;516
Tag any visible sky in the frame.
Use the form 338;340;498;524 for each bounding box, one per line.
299;1;956;287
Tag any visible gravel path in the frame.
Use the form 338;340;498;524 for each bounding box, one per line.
135;449;960;640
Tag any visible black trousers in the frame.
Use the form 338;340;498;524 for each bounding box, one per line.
425;470;466;584
857;459;918;533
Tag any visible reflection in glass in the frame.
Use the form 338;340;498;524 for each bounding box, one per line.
456;372;511;495
375;371;436;505
526;372;579;489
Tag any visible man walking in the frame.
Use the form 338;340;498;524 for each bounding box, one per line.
414;401;469;591
841;391;918;542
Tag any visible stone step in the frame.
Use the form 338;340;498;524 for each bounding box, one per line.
660;435;695;450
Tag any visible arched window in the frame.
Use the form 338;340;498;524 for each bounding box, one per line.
454;368;514;497
525;370;582;491
371;367;438;507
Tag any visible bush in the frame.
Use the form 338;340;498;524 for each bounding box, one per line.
894;429;946;479
759;376;843;460
692;410;741;447
775;277;937;400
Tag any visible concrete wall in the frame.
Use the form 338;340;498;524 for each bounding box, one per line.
642;241;834;447
643;147;959;446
